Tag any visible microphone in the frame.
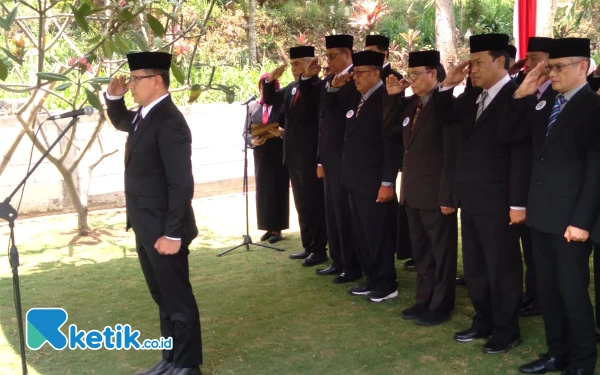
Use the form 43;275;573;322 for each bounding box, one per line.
47;106;94;120
240;95;256;105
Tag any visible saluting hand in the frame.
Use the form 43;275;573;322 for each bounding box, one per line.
564;226;589;242
108;75;129;96
514;61;548;99
440;206;456;215
268;63;288;83
332;72;354;88
509;58;526;76
376;186;394;203
304;58;321;78
155;236;181;255
509;209;526;225
441;61;470;88
386;75;409;96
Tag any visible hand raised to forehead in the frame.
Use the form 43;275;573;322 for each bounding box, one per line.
108;75;128;96
386;75;409;96
331;71;354;88
514;61;547;99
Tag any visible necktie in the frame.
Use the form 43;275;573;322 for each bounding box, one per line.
134;110;143;131
546;94;566;137
476;90;489;120
292;87;300;108
536;89;542;101
262;105;269;124
410;101;424;138
356;97;365;117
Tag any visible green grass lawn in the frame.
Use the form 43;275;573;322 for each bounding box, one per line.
0;193;593;375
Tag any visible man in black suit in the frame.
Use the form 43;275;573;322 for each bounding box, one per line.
327;50;400;302
105;52;202;375
513;36;554;319
387;50;458;326
299;35;362;282
263;46;328;267
510;38;600;375
440;34;527;354
364;34;414;270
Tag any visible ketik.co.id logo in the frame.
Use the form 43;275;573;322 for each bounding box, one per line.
26;308;172;350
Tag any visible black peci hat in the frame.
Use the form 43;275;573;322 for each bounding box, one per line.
549;38;591;59
527;37;553;53
352;51;385;67
326;35;354;50
469;33;509;53
408;50;441;67
126;52;172;71
289;46;315;59
365;35;390;49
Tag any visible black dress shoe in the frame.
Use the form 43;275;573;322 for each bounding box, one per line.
268;234;281;243
316;265;342;275
454;328;491;343
302;253;328;267
134;359;172;375
519;355;566;374
400;304;427;320
163;367;202;375
561;368;596;375
455;275;466;286
414;310;451;326
289;250;309;260
522;292;535;307
332;272;362;284
260;232;271;242
403;259;416;271
520;299;543;317
483;336;522;354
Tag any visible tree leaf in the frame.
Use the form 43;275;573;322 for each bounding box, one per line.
119;9;135;22
72;6;90;33
0;47;23;65
87;77;112;84
155;8;179;24
131;31;149;51
2;6;19;31
78;3;92;16
36;72;71;82
85;88;103;111
0;59;7;81
113;34;129;53
88;34;103;44
87;82;101;92
102;38;114;57
55;82;72;91
170;61;185;85
146;14;165;36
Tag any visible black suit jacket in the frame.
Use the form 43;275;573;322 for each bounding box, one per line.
106;95;198;247
327;84;399;195
442;79;530;215
506;84;600;236
299;70;361;169
399;89;457;210
263;78;319;166
245;100;284;159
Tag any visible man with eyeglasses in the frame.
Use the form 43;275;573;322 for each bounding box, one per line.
105;52;202;375
506;38;600;375
299;35;363;284
263;46;328;268
385;50;458;326
364;34;414;272
326;50;400;303
440;33;528;354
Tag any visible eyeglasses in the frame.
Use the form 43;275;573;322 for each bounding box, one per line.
353;69;377;76
405;70;432;82
128;74;157;83
545;61;581;73
326;52;342;61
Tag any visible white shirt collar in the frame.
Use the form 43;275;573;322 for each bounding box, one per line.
341;64;353;74
538;79;552;95
137;93;170;121
484;74;511;102
383;62;390;69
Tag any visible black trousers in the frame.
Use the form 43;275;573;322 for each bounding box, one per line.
460;210;522;343
594;244;600;329
517;224;537;299
532;229;596;371
323;166;360;274
288;161;327;255
396;202;413;260
406;205;457;312
136;237;202;367
348;190;397;293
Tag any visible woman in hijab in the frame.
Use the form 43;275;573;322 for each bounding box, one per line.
246;73;289;243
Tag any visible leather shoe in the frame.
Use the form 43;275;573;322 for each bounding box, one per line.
260;232;271;242
560;369;596;375
522;292;535;307
520;299;543;317
414;310;451;326
483;336;522;354
400;304;427;320
163;367;202;375
289;250;309;260
134;359;172;375
316;265;342;276
519;355;566;374
268;234;281;243
332;272;362;284
302;253;328;267
454;328;491;343
403;259;416;271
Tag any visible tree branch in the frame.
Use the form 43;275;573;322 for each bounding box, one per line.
0;128;27;177
88;149;118;173
46;17;72;52
69;116;106;173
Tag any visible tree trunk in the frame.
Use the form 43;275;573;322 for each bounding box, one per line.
435;0;459;69
536;0;557;37
62;171;90;235
247;0;257;66
0;128;26;176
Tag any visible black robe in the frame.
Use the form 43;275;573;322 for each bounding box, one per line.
246;101;289;231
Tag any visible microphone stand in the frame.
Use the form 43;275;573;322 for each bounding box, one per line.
0;115;81;375
218;101;284;256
